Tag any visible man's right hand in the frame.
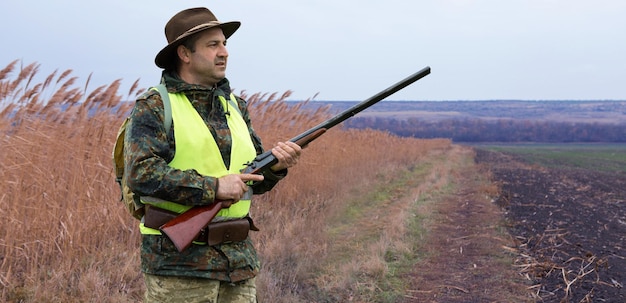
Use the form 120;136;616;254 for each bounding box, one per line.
216;173;264;207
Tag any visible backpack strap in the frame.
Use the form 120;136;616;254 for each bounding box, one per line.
154;84;172;133
225;93;243;117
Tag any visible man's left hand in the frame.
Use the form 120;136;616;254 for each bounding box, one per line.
270;141;302;171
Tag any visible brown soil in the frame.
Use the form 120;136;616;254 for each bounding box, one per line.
403;148;626;303
476;149;626;302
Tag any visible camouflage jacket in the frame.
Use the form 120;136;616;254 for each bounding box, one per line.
124;71;286;281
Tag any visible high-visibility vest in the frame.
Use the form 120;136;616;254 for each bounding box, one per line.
139;92;257;235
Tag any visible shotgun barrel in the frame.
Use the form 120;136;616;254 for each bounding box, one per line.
291;66;431;143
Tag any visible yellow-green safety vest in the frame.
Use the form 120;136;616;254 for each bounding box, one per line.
139;92;257;235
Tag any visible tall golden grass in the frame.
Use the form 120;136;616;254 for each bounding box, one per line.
0;60;451;302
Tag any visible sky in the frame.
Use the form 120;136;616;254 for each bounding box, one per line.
1;0;625;101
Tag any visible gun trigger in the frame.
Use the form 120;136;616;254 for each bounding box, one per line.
241;161;256;174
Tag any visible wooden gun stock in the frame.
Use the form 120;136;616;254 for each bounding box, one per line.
160;202;223;252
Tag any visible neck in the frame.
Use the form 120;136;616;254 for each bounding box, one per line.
178;70;217;88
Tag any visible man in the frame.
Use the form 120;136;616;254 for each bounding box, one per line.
124;7;301;302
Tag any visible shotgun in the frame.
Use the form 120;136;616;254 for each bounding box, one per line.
160;66;431;252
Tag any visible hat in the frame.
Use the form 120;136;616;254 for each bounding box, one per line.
155;7;241;69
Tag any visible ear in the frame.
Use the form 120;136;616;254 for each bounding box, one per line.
176;45;191;64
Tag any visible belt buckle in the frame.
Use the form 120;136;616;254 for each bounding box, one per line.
195;227;209;243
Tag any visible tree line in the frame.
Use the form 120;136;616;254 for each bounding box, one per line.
344;117;626;142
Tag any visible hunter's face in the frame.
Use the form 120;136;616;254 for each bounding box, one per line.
182;28;229;87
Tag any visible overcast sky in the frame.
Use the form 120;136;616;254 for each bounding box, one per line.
1;0;625;101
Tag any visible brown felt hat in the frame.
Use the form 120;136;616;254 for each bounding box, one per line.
155;7;241;69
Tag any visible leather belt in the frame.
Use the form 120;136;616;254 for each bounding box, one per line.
143;205;177;229
143;205;258;246
196;219;251;245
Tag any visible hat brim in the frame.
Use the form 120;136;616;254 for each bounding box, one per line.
154;21;240;69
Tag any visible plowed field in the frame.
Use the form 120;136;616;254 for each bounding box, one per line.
476;149;626;302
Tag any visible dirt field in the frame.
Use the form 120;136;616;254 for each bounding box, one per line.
475;149;626;302
402;147;531;303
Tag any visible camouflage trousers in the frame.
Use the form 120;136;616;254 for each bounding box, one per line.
143;274;257;303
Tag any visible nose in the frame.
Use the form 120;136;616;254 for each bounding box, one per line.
218;44;228;58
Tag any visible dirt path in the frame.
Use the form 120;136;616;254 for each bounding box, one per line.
306;144;535;302
402;147;531;302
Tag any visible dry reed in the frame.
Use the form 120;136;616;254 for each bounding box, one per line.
1;61;141;302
